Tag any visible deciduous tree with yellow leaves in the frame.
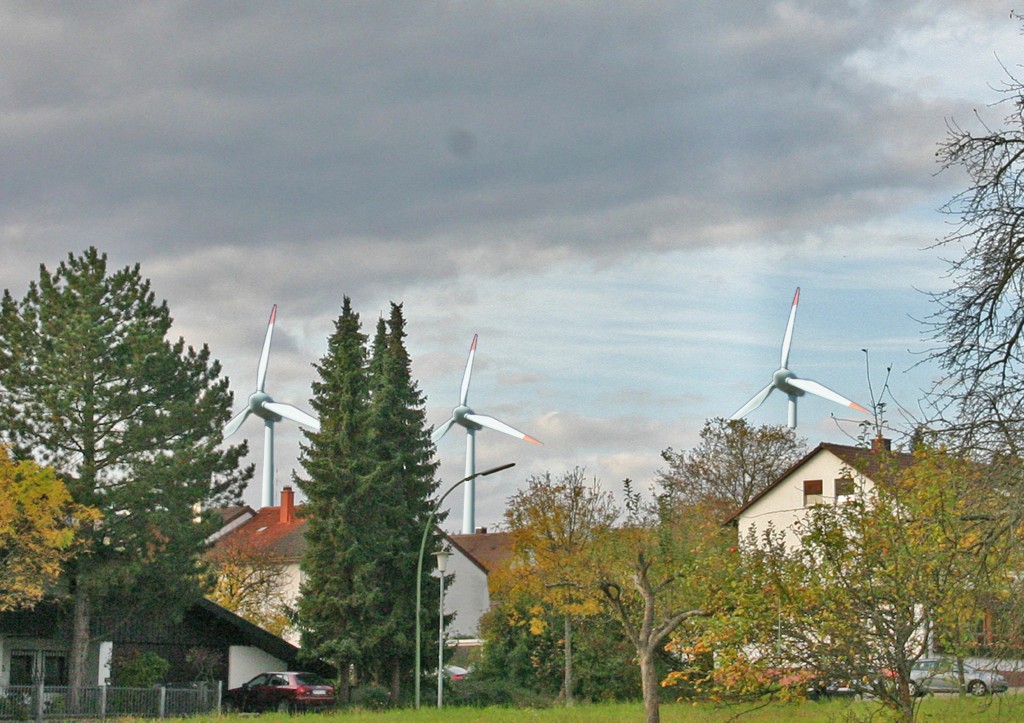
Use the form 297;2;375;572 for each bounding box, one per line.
0;446;96;611
206;536;294;638
710;443;1017;723
496;468;619;705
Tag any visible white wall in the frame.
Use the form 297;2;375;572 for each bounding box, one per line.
97;641;113;685
442;551;490;638
738;449;872;550
227;646;287;689
280;563;302;607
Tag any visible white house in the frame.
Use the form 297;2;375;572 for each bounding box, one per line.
722;438;1024;676
724;437;913;549
209;487;510;647
444;530;512;641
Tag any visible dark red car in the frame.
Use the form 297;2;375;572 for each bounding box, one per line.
223;671;335;713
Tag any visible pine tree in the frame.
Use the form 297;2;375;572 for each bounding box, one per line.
0;248;249;693
296;297;373;696
363;305;441;698
297;300;440;701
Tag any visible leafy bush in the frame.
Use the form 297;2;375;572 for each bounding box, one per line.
185;647;223;683
445;678;553;708
0;692;30;720
476;602;650;702
111;648;170;687
349;683;391;710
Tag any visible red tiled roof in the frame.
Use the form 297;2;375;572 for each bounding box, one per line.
216;505;255;526
449;531;513;574
212;507;511;575
212;505;308;561
819;441;915;479
722;440;916;526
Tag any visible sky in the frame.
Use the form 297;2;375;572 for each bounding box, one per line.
2;1;1022;533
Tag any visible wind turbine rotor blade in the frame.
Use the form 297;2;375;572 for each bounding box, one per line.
263;402;321;431
780;287;799;369
431;415;457;443
464;413;543;445
223;409;251;438
730;383;775;420
787;377;869;413
256;304;277;392
459;334;478;405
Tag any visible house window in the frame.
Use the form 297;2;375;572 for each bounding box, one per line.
8;651;67;686
803;480;823;506
10;653;34;685
44;654;68;686
835;477;855;502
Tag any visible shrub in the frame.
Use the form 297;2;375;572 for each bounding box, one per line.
111;648;170;687
349;683;391;710
445;678;553;708
0;692;30;720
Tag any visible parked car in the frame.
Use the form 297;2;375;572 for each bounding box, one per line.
806;677;864;700
223;671;335;713
444;665;470;681
909;659;1008;696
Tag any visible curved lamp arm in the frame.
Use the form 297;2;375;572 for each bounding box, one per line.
414;462;515;708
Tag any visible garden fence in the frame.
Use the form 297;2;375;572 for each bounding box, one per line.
0;682;221;720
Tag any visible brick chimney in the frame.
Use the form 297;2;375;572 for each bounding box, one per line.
279;486;295;524
475;526;488;535
871;435;892;454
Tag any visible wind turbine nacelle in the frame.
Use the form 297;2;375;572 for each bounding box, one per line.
453;405;483;431
248;391;283;422
773;369;804;397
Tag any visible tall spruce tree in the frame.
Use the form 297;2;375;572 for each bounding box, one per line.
297;300;440;701
296;297;373;695
0;248;249;693
363;304;441;700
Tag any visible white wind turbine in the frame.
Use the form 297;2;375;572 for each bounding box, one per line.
223;305;320;508
730;287;868;429
432;334;542;534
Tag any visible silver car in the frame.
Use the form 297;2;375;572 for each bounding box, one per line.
910;659;1008;696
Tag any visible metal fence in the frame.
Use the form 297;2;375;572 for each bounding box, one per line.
0;682;221;720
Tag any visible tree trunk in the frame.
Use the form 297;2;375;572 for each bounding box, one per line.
895;677;915;723
563;614;574;706
638;646;660;723
956;655;967;695
336;662;351;703
68;585;91;711
389;659;400;703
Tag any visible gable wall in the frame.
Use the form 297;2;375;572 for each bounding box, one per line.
227;646;288;689
738;450;873;549
443;552;490;638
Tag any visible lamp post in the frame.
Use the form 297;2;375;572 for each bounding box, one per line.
415;462;515;709
433;549;451;709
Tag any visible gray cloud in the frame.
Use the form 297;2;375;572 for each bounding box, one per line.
1;2;972;270
1;1;1017;515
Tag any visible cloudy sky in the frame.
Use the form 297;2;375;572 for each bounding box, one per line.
2;1;1021;531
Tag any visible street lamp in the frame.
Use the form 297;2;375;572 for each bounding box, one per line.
433;549;451;709
415;462;515;709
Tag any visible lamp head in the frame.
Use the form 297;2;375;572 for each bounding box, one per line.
433;549;452;573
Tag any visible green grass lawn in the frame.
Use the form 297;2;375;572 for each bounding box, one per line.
184;690;1024;722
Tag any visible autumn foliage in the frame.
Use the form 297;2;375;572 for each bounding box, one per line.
0;446;97;611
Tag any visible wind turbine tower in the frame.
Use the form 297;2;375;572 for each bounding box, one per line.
433;334;542;534
223;305;320;508
730;287;868;428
